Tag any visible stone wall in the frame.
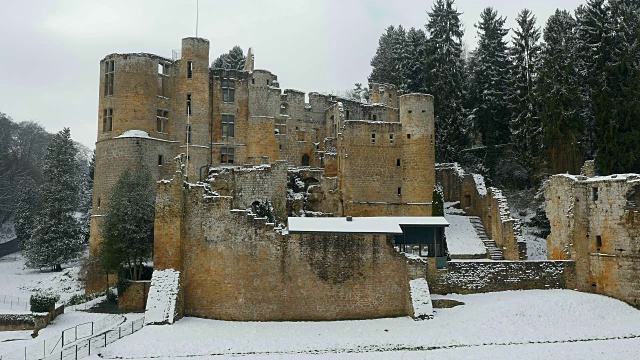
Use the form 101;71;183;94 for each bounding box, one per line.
427;260;576;294
436;163;527;260
545;173;640;307
119;281;151;312
153;171;415;321
208;162;288;221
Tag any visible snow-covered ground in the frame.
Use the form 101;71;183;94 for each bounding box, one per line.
0;253;84;303
96;290;640;359
443;214;486;257
502;189;548;260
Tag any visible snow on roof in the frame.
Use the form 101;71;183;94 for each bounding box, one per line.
287;217;449;234
115;130;150;139
561;173;640;183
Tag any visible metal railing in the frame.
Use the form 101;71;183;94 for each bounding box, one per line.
42;317;145;360
0;315;125;360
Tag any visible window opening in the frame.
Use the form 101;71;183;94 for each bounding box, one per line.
156;109;169;133
186;94;192;115
97;198;101;208
593;187;599;201
102;108;113;132
252;78;255;84
187;61;193;79
596;235;602;251
186;124;192;144
398;187;402;196
222;115;235;137
371;133;376;143
158;154;164;166
104;60;114;96
373;114;377;121
301;154;310;166
345;110;350;120
222;80;235;102
221;147;235;164
407;133;411;139
397;159;401;167
389;133;394;144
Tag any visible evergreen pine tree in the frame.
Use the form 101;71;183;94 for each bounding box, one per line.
369;26;400;86
595;0;640;174
15;177;40;247
574;0;611;159
508;9;542;174
212;46;247;70
539;10;584;174
425;0;468;162
99;168;155;281
23;128;83;271
471;7;511;147
405;28;427;93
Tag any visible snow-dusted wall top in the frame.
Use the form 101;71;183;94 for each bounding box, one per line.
409;278;433;320
145;269;181;325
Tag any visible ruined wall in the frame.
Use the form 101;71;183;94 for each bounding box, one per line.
545;173;640;307
436;163;527;260
427;260;576;295
207;162;288;221
153;172;415;321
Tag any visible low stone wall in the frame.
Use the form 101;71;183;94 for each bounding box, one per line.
436;163;527;260
119;281;151;312
428;260;576;295
0;304;64;332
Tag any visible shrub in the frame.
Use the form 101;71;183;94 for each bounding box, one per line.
30;291;60;313
106;289;117;302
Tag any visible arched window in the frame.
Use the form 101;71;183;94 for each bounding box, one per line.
301;154;310;166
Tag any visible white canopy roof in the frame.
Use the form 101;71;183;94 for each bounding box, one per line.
287;216;449;234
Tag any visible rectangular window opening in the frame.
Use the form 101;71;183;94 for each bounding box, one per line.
389;133;394;144
222;80;235;103
596;235;602;251
397;159;401;167
345;110;350;120
156;109;169;133
593;187;599;201
222;114;235;138
407;133;411;139
186;94;192;115
187;61;193;79
221;147;235;164
158;154;164;166
371;133;376;143
104;60;114;96
102;108;113;132
398;187;402;196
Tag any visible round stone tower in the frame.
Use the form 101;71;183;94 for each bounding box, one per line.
87;53;178;293
399;93;435;216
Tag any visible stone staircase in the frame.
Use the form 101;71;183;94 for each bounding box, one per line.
468;216;504;260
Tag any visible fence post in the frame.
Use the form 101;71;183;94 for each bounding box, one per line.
132;321;134;334
62;331;64;346
91;322;94;335
88;338;91;356
75;344;78;360
119;326;121;339
44;339;46;357
24;346;26;360
104;332;106;347
75;325;77;341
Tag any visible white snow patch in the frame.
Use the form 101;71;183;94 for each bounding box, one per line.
145;269;181;325
99;290;640;359
115;130;150;138
409;278;433;320
473;173;487;196
444;215;487;256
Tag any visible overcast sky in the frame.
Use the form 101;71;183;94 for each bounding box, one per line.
0;0;585;149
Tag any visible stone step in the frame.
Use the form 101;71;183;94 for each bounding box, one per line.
467;216;504;261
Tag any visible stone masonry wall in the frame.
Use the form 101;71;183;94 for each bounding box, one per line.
427;260;576;295
207;162;288;221
545;173;640;307
436;163;527;260
154;170;415;321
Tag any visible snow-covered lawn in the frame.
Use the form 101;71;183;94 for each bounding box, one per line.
0;253;84;303
96;290;640;359
444;214;486;257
